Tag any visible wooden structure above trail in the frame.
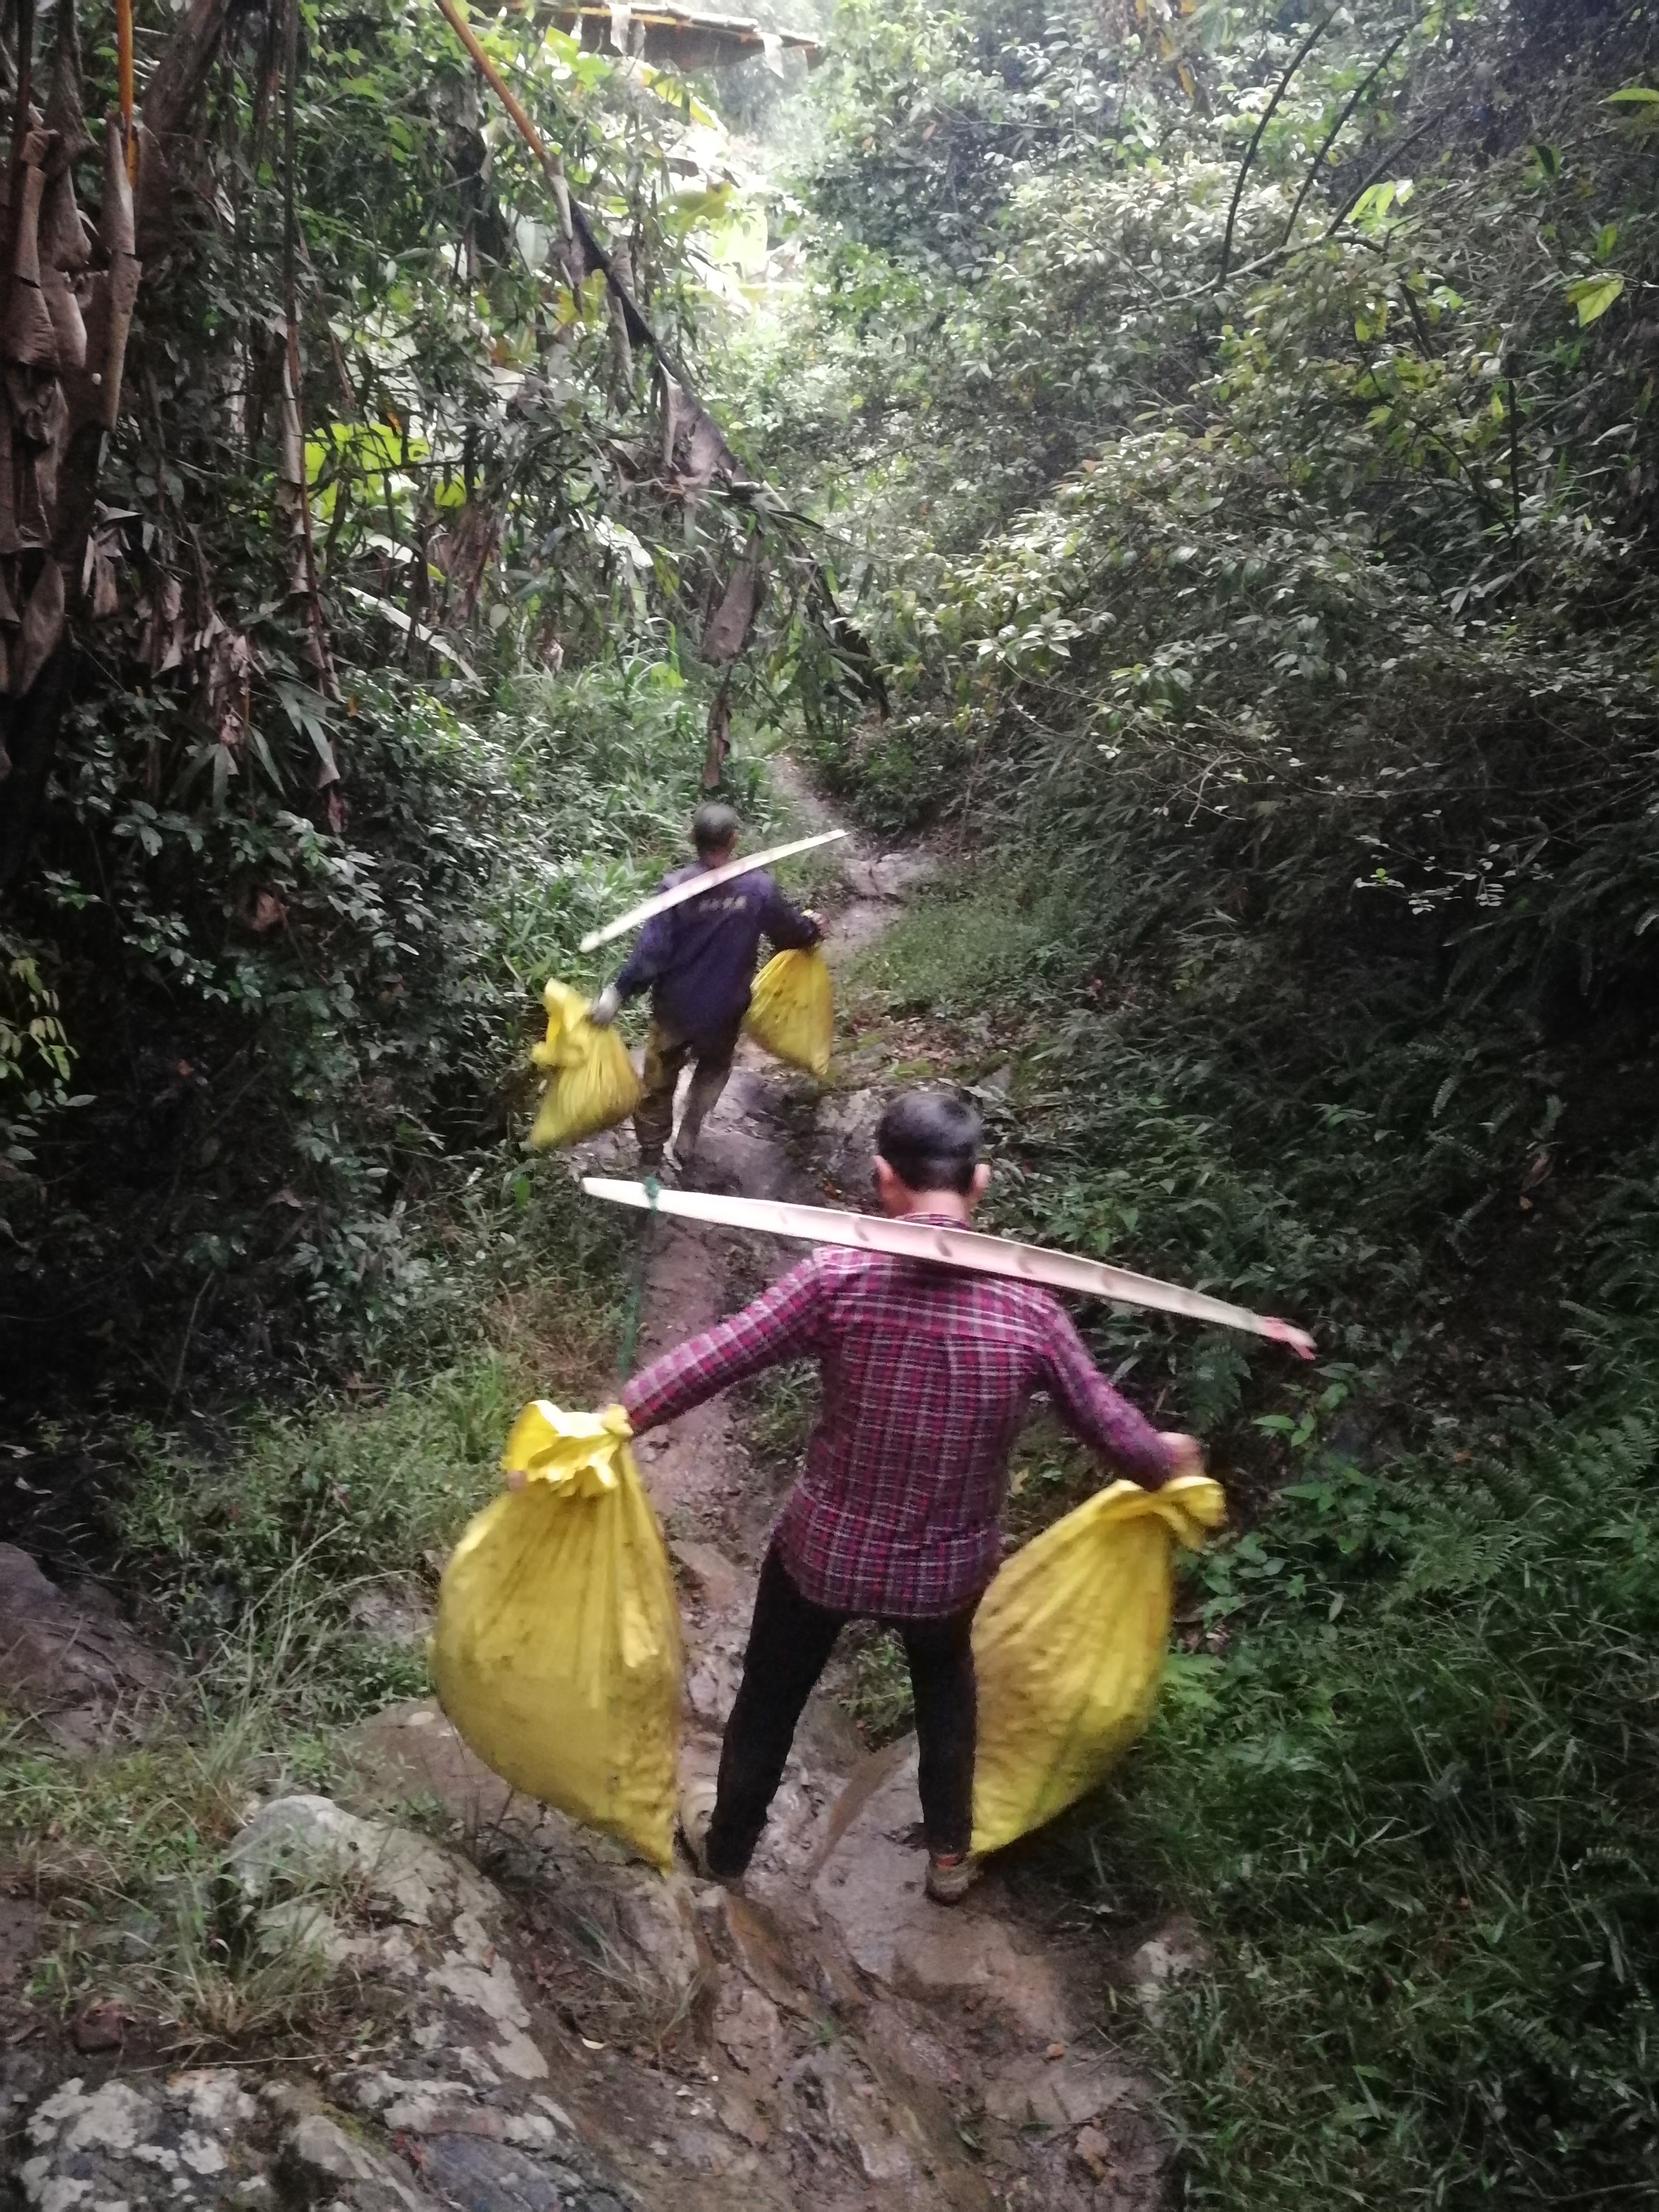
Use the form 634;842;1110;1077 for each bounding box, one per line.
546;3;823;70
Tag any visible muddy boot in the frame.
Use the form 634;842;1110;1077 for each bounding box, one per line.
670;1060;731;1173
678;1778;741;1889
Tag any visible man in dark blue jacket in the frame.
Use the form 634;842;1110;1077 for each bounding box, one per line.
590;804;820;1175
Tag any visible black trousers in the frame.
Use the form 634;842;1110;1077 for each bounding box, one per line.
705;1544;980;1878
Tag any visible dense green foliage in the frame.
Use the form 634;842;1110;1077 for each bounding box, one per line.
0;0;809;1401
763;0;1659;1278
745;0;1659;2201
1117;1386;1659;2205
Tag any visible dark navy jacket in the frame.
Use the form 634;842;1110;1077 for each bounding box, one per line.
613;862;818;1043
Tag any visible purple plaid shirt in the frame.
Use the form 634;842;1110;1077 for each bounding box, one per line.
620;1214;1177;1617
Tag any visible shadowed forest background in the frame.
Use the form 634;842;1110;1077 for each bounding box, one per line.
3;0;1658;2203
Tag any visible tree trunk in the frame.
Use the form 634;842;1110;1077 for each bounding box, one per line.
141;0;237;143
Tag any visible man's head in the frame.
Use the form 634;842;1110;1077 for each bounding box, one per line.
692;802;740;865
874;1089;988;1217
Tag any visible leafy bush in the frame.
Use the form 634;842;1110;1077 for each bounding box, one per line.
2;656;755;1403
1087;1386;1659;2207
769;3;1659;2201
1;0;836;1408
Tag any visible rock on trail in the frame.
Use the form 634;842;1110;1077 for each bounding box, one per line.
0;1544;172;1754
13;1793;634;2212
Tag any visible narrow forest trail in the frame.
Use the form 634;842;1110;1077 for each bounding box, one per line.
351;775;1176;2212
3;776;1177;2212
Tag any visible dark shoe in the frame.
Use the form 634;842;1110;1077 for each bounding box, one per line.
668;1147;726;1193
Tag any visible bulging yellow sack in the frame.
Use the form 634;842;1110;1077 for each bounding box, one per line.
431;1400;682;1869
745;947;833;1079
971;1472;1226;1856
528;980;642;1149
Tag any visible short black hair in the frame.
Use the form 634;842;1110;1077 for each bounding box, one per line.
693;802;740;856
876;1089;982;1195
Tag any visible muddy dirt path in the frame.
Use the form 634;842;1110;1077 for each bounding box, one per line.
611;785;1171;2211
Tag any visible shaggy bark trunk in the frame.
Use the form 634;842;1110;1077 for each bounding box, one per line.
0;0;236;893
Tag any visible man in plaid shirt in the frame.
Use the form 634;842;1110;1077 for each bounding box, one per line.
619;1089;1203;1901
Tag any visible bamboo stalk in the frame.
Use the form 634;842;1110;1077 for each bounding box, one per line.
580;1178;1318;1357
280;0;336;707
115;0;137;180
578;829;847;952
432;0;557;180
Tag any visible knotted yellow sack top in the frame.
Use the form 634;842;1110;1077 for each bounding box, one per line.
1084;1469;1228;1546
430;1396;682;1867
499;1396;634;1493
527;980;642;1150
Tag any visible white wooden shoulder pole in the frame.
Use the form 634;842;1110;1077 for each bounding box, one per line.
579;830;850;953
581;1177;1317;1358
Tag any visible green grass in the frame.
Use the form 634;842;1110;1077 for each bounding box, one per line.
736;1364;818;1477
1;1320;596;2044
115;1153;630;1684
1075;1400;1659;2207
848;880;1070;1007
121;1357;520;1678
3;1145;643;2045
2;1599;353;2049
838;1625;916;1746
840;868;1659;2209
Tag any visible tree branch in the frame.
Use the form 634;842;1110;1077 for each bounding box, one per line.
1218;15;1333;287
1322;110;1441;239
1279;20;1414;250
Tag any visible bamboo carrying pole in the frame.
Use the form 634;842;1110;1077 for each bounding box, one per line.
432;0;560;190
578;829;848;952
581;1177;1318;1358
115;0;137;178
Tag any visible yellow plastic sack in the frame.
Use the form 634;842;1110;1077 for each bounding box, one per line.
745;947;833;1079
971;1472;1226;1856
527;980;642;1150
430;1401;682;1869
